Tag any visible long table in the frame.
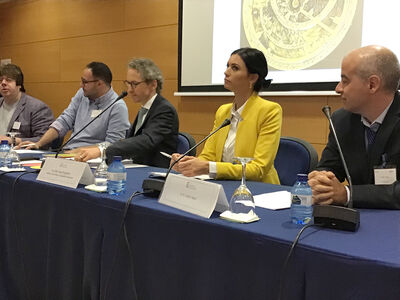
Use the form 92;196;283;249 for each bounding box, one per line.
0;167;399;300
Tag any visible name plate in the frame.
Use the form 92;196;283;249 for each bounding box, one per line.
159;174;229;218
37;157;94;189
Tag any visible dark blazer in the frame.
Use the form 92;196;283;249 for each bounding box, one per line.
106;94;179;168
317;92;400;209
0;93;54;142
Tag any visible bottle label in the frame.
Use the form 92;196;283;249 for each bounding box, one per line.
107;172;127;181
291;194;312;206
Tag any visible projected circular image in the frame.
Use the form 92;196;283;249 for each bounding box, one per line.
243;0;358;70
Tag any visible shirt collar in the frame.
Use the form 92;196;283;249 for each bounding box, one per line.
141;93;157;110
230;99;247;121
93;87;114;107
361;99;393;128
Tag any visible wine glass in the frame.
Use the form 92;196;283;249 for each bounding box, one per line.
6;132;21;168
94;144;108;187
229;157;256;214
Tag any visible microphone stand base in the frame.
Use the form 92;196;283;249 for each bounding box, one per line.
313;205;360;232
142;178;165;197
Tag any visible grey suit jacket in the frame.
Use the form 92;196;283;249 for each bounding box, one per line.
317;92;400;209
0;93;54;142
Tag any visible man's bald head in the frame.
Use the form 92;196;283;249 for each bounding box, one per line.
348;45;400;93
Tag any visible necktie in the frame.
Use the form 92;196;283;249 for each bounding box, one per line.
365;123;380;151
134;107;148;134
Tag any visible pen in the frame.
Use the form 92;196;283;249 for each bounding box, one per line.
160;151;172;159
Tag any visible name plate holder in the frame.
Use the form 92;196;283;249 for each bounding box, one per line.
159;173;229;218
37;157;94;189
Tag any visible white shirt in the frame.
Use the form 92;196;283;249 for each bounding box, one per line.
140;93;157;121
209;101;247;177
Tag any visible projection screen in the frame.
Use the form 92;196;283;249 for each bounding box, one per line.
179;0;400;93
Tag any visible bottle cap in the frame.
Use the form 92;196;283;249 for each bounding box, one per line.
113;155;122;162
296;174;308;182
1;140;9;145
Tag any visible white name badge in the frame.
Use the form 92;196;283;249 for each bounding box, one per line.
374;167;397;185
91;110;102;118
12;121;21;130
159;174;229;218
37;157;94;188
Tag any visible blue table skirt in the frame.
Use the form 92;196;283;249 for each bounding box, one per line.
0;167;399;300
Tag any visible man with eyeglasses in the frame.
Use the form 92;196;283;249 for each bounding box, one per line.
73;58;179;168
0;63;54;145
20;61;130;150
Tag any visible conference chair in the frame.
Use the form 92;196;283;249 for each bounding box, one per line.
177;132;196;156
274;136;318;186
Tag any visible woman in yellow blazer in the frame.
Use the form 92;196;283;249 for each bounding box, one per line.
172;47;282;184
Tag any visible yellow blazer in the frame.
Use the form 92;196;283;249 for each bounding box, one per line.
199;93;282;184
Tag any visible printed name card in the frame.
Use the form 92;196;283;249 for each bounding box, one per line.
159;174;229;218
37;157;94;188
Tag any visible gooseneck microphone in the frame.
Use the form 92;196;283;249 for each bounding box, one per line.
313;106;360;231
142;118;231;196
55;91;128;157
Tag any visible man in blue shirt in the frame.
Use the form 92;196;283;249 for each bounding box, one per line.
73;58;179;168
20;62;130;150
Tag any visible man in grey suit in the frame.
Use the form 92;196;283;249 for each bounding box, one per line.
73;58;179;168
0;64;54;145
309;45;400;209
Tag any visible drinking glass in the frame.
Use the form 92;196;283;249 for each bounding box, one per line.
94;144;108;187
229;157;256;214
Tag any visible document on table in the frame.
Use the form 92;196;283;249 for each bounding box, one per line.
87;158;147;169
253;191;291;210
15;149;48;155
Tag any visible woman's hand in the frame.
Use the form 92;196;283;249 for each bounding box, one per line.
170;153;209;177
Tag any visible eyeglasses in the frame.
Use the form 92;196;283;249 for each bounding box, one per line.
81;78;99;85
124;80;145;89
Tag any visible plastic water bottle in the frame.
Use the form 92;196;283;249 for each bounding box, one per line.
290;174;313;225
0;140;11;168
107;156;126;195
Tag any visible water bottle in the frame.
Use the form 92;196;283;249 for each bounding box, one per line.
290;174;313;225
0;140;11;168
107;156;126;195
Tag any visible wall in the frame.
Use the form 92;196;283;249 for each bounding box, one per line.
0;0;343;157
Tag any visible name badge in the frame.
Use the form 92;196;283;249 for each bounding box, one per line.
91;110;102;118
12;121;21;130
374;166;397;185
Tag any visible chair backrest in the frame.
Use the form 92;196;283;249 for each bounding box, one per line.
274;136;318;186
177;132;197;156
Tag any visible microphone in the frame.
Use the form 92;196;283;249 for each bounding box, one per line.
313;106;360;231
142;118;231;196
54;91;128;157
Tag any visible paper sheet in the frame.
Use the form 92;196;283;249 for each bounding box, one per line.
253;191;291;210
150;171;211;180
15;149;48;155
